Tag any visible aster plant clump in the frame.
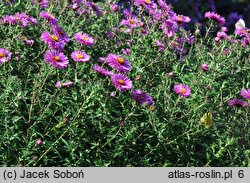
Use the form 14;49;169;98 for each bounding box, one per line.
0;0;249;167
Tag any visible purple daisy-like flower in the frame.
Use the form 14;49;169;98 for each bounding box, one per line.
111;4;119;12
0;15;15;25
107;53;131;73
44;50;69;69
204;12;225;25
92;65;113;76
173;84;191;98
111;74;133;91
41;31;66;50
40;11;58;25
161;19;179;37
157;0;170;12
0;48;12;64
52;26;70;43
33;0;48;8
173;14;191;24
74;33;94;46
121;17;139;29
71;51;90;62
240;89;250;100
134;0;154;7
132;89;154;106
227;99;248;108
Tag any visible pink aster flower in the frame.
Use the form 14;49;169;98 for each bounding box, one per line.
240;89;250;100
157;0;171;12
44;50;69;69
173;84;191;98
111;4;119;12
71;51;90;62
161;19;179;37
33;0;48;8
55;81;62;88
36;139;42;145
92;65;113;76
41;31;66;50
121;17;139;29
107;53;131;73
40;11;58;25
0;15;15;25
74;33;94;46
200;64;209;71
111;74;132;91
173;14;191;24
227;99;248;108
52;25;70;43
204;12;225;25
0;48;12;64
132;89;154;106
134;0;154;7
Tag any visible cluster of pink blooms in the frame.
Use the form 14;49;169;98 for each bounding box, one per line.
40;10;94;88
33;0;48;8
228;89;250;108
234;19;250;46
1;0;249;112
214;27;229;43
0;12;37;27
70;0;102;17
40;11;70;68
92;53;133;91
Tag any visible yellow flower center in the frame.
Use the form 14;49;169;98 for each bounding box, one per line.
76;54;83;59
81;35;88;41
53;56;60;61
51;35;59;42
141;28;146;33
21;36;27;41
145;0;151;4
117;57;124;64
180;88;186;93
117;79;125;85
0;52;3;58
130;19;135;24
177;15;183;21
149;105;155;111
